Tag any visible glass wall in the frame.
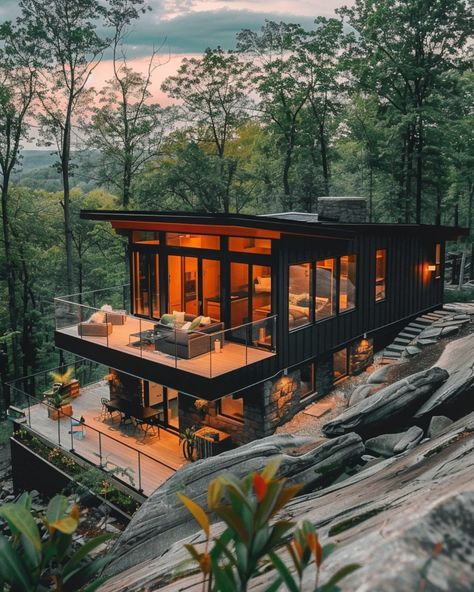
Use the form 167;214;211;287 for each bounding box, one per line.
132;231;160;244
316;258;336;320
252;264;272;322
339;255;357;312
333;348;348;382
132;252;149;316
167;233;220;249
229;237;271;254
300;362;316;400
288;263;312;329
168;255;199;315
219;394;244;422
375;249;387;301
202;259;221;320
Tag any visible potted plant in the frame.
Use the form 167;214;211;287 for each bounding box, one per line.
179;426;197;461
49;368;80;398
46;388;73;420
194;399;208;420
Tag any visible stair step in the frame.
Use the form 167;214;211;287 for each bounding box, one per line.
394;337;412;345
404;327;423;336
407;322;428;330
414;317;433;325
437;309;453;315
386;344;407;352
422;314;442;321
398;332;416;340
382;350;402;358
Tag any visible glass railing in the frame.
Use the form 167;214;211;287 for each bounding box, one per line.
54;287;277;378
7;359;177;497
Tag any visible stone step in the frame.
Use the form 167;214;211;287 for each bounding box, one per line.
394;337;412;345
404;327;424;335
382;349;402;358
438;308;454;315
414;317;433;325
406;345;422;356
407;323;428;330
386;343;407;352
423;314;443;321
398;332;416;340
417;338;438;346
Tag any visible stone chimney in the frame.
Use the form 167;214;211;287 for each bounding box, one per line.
317;197;368;223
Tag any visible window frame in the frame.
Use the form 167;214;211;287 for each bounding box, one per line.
217;394;244;424
299;361;317;401
288;262;314;332
338;254;357;314
375;248;387;303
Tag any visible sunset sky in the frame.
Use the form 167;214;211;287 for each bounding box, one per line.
1;0;352;105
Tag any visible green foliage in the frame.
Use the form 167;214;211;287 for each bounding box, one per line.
178;459;359;591
0;492;114;592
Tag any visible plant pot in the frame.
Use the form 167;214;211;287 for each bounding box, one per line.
63;380;80;399
48;404;73;420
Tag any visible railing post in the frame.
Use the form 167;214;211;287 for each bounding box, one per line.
137;451;143;493
27;392;31;427
98;432;103;467
70;418;74;452
57;411;61;447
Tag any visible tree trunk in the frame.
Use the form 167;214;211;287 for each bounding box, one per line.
1;177;17;332
62;104;74;295
415;116;423;224
319;122;330;196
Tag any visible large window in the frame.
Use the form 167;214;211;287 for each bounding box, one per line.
300;362;316;400
132;252;160;318
339;255;357;312
218;394;244;423
229;237;271;254
375;249;387;302
333;348;348;382
288;263;312;330
316;259;336;320
166;233;220;249
132;230;160;244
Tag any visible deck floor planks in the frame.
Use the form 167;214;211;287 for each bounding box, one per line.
58;317;274;377
26;382;185;496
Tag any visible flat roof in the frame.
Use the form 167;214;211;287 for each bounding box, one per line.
80;210;468;240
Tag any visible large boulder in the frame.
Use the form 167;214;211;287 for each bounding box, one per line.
323;367;448;438
415;333;474;419
99;412;474;592
427;415;453;438
103;432;363;578
365;426;424;458
349;383;385;406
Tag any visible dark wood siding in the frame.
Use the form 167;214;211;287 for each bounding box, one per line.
280;230;444;369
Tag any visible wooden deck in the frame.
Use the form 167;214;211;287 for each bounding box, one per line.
26;382;185;496
57;317;275;378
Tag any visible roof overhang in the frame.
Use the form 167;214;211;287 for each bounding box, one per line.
80;210;468;241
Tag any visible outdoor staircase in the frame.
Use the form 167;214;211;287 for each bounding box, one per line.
381;308;470;361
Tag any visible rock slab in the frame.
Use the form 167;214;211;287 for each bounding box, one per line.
365;426;424;458
323;367;448;438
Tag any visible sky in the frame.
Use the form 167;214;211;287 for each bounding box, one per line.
1;0;352;106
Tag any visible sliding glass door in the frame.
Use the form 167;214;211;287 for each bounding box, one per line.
132;252;160;318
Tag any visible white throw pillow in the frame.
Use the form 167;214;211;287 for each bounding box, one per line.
173;310;185;323
89;311;105;324
200;316;211;326
101;304;113;312
181;321;192;332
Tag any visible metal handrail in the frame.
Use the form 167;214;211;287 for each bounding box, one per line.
55;284;131;301
10;388;177;476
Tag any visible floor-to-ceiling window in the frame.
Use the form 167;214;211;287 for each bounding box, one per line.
145;382;180;431
316;258;336;320
168;255;199;315
132;252;160;318
288;263;312;330
202;259;221;320
339;255;357;312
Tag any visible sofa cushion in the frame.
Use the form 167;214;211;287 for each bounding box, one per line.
173;310;185;323
190;316;203;330
160;314;175;326
89;311;105;324
166;330;189;346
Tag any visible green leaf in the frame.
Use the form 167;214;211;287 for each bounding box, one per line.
80;576;110;592
215;505;250;544
0;534;32;592
268;551;299;592
319;563;361;592
63;556;111;592
266;520;294;551
177;493;209;537
263;578;283;592
0;503;41;567
46;495;68;525
63;533;113;577
210;556;237;592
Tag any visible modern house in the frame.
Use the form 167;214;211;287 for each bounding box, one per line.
50;198;464;449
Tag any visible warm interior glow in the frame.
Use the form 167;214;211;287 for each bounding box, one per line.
375;249;387;301
427;264;437;272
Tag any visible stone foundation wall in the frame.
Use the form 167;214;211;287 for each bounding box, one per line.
318;197;367;223
349;338;374;375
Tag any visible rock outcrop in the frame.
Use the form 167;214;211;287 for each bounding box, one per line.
415;333;474;419
104;433;364;578
365;426;424;458
323;367;448;438
427;415;453;438
99;413;474;592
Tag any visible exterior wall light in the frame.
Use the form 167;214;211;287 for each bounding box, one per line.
427;264;437;272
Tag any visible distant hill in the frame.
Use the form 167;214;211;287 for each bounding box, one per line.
12;149;100;193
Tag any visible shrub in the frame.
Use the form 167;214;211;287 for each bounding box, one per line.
0;493;113;591
178;458;359;591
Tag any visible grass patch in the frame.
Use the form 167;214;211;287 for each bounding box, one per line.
328;507;386;537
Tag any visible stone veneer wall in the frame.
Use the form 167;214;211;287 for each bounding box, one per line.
349;338;374;375
318;197;367;223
